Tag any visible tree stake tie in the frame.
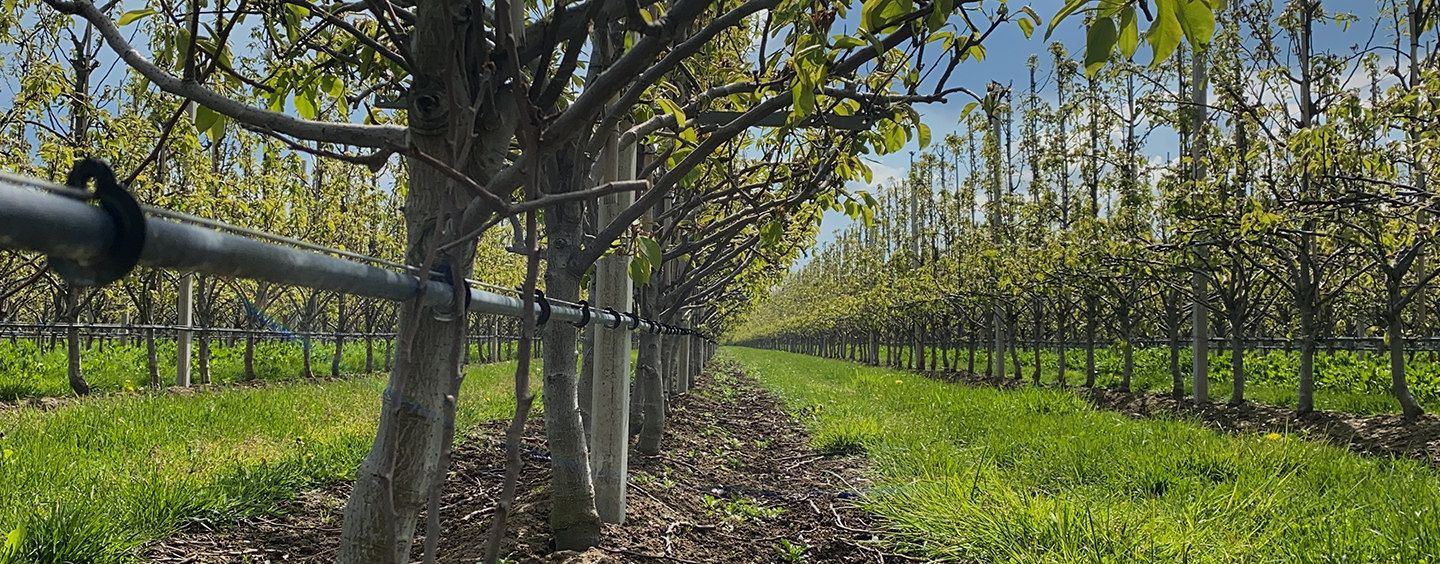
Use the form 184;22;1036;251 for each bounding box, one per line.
569;300;591;328
534;290;551;326
50;158;146;288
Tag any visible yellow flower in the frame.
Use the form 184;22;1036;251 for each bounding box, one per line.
1266;433;1282;441
894;380;903;384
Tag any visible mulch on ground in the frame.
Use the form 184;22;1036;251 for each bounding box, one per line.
919;368;1440;469
145;360;893;563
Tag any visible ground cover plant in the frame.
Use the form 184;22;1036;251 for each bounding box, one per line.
0;361;533;564
0;340;517;401
866;345;1440;415
732;347;1440;563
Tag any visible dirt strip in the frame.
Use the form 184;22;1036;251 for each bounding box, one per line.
919;369;1440;469
145;360;894;563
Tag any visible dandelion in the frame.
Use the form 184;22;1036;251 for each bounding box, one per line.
1266;432;1282;441
894;379;903;384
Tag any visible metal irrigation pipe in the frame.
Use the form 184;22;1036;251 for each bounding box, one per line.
0;180;707;340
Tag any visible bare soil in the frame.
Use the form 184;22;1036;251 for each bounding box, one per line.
920;369;1440;469
145;361;895;563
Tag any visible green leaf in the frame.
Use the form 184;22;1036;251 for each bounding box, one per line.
639;236;663;269
1148;0;1184;68
859;27;887;57
1020;6;1042;25
860;0;911;33
832;35;866;49
1045;0;1090;41
1097;0;1126;17
1017;17;1035;39
3;526;24;563
1117;6;1138;59
917;122;932;149
628;256;651;285
761;221;784;246
1084;17;1117;77
656;97;687;126
927;0;952;34
961;101;978;119
193;104;223;139
1175;0;1216;48
118;9;157;25
320;75;343;98
294;88;318;120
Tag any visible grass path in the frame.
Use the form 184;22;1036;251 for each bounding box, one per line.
731;347;1440;563
0;361;533;564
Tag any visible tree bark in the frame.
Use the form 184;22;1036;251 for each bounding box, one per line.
64;287;89;395
333;293;346;378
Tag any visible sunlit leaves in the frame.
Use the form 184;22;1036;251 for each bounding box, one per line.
1175;0;1216;48
118;9;156;25
1084;17;1117;77
1148;0;1184;68
1117;6;1138;59
860;0;912;34
193;104;225;140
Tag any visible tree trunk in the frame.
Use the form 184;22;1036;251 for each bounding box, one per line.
539;256;601;551
333;293;346;378
1297;301;1316;414
1084;296;1097;387
1167;288;1182;399
1229;303;1246;405
1119;304;1132;392
65;288;90;396
146;327;159;387
244;329;256;381
1032;297;1042;385
336;59;509;564
636;330;665;455
1389;298;1425;420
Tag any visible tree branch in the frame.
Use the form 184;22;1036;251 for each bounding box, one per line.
43;0;406;148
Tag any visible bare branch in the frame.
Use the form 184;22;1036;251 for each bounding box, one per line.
42;0;406;148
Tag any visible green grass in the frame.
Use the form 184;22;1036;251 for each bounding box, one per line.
869;345;1440;415
0;360;534;564
732;347;1440;563
0;339;513;400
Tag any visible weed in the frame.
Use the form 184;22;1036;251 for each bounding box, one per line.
812;417;878;456
0;362;533;564
774;539;807;562
733;347;1440;563
701;494;782;522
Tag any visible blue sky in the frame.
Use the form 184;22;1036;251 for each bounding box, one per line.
796;0;1394;269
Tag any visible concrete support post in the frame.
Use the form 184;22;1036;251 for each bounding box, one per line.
591;133;635;524
678;318;692;394
689;331;701;387
177;273;194;387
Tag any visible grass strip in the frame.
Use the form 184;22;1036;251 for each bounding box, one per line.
0;361;534;564
0;340;514;400
732;347;1440;563
870;345;1440;415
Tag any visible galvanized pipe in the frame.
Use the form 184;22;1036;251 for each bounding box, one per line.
0;181;701;338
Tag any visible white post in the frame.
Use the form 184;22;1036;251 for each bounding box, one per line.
119;311;130;347
591;131;636;523
689;329;701;388
177;273;193;387
678;317;692;394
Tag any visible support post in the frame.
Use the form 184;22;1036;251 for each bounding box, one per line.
678;318;692;393
177;273;194;387
590;132;635;524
